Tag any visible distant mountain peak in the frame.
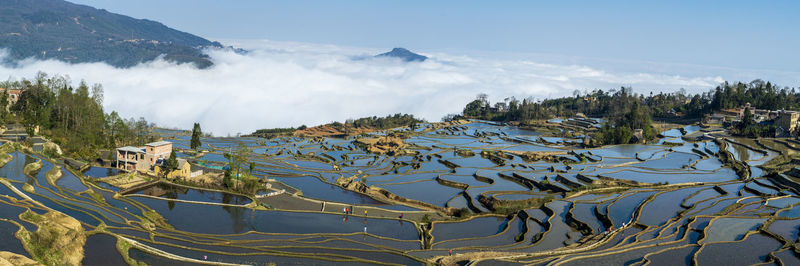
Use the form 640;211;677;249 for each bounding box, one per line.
375;48;427;62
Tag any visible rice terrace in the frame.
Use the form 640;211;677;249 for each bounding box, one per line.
1;0;799;265
2;104;800;264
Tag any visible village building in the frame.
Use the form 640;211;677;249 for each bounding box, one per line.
752;109;771;122
115;141;173;172
632;129;645;143
0;88;23;105
706;113;726;124
154;158;198;179
719;108;742;118
768;110;781;120
720;103;773;123
716;103;800;137
774;110;800;137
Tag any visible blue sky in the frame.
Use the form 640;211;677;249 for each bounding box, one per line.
70;0;800;73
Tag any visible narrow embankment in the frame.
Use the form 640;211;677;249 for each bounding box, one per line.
714;139;751;180
337;175;455;215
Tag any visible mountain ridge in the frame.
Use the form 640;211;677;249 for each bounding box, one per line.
0;0;223;68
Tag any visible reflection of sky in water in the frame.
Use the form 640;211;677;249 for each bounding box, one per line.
77;121;791;262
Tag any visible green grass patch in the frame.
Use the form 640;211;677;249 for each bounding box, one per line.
19;226;65;266
142;210;173;230
20;210;43;224
84;188;107;204
17;210;86;265
480;195;554;215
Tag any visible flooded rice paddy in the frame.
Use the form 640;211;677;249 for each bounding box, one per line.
1;121;800;264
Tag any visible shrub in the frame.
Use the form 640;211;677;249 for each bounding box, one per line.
453;208;470;218
421;214;431;224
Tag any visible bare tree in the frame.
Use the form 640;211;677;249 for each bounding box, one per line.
91;83;104;106
477;93;489;105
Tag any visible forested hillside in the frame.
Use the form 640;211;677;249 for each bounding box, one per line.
0;0;222;67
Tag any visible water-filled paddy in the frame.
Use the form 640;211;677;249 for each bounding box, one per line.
82;233;127;265
696;233;782;265
432;216;508;242
2;121;800;264
55;170;89;191
0;221;27;256
703;217;766;243
130;183;252;205
82;167;119;178
133;197;420;239
273;176;383;204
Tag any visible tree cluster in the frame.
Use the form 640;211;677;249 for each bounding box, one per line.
343;113;424;130
1;72;155;158
251;114;424;137
462;80;800;125
222;143;259;194
461;80;800;144
732;107;775;138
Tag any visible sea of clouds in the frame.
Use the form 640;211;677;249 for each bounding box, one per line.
0;39;773;136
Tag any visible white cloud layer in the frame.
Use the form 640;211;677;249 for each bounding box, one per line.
0;40;771;136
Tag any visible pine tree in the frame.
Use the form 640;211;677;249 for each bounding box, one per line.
742;107;754;129
190;123;202;150
164;150;178;178
0;90;8;124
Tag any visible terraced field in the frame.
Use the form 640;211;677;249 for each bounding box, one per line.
1;120;800;265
